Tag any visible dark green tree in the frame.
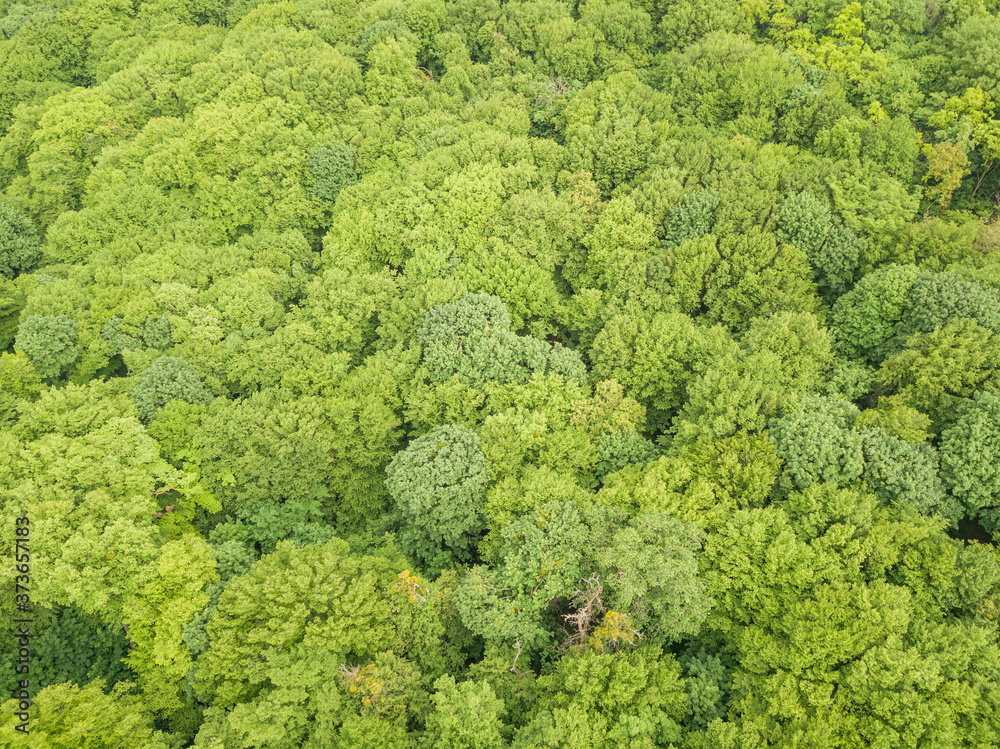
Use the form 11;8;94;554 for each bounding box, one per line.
0;200;42;279
418;293;586;387
14;314;80;380
768;396;864;489
904;271;1000;338
830;263;921;364
859;426;962;526
307;141;358;203
385;424;491;574
131;356;214;423
775;190;865;296
661;188;719;249
939;391;1000;533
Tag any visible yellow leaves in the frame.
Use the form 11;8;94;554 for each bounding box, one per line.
341;662;384;709
976;593;1000;623
921;141;970;212
106;551;116;559
590;610;642;653
392;569;428;605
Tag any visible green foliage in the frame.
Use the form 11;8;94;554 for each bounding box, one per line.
589;311;734;433
191;539;401;709
124;533;218;717
939;391;1000;533
457;500;712;656
14;313;80;379
195;389;335;533
859;426;961;525
0;681;171;749
775;190;865;296
131;355;214;422
385;424;490;574
594;430;658;481
514;647;687;748
307;141;358;203
0;349;43;426
830;263;921;363
418;293;587;388
0;414;210;626
0;200;42;279
196;366;402;543
0;603;135;699
904;270;1000;338
593;512;712;646
455;500;592;652
661;189;719;249
878;318;1000;429
769;395;864;489
853;393;933;444
679;646;731;730
2;0;1000;742
701;228;820;333
424;675;506;749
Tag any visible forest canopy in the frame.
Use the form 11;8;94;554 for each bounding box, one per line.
2;0;1000;746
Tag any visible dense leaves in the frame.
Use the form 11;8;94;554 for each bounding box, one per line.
2;0;999;745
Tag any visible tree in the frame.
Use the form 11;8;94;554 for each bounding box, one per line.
0;603;135;701
0;349;44;427
0;200;41;279
196;358;403;542
190;539;401;709
457;498;713;657
859;426;961;525
593;511;712;646
0;681;171;749
939;391;1000;534
0;415;214;626
775;190;865;296
192;648;349;749
768;396;864;489
593;430;658;482
418;293;587;388
943;14;1000;101
740;311;835;396
660;188;719;249
513;647;687;749
701;228;819;333
194;390;339;550
131;356;214;423
424;675;506;749
903;271;1000;339
122;534;218;717
921;140;970;212
307;141;357;203
455;500;593;653
680;646;732;730
877;318;1000;430
337;649;430;733
14;313;80;380
589;311;734;434
385;424;491;574
829;263;921;364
